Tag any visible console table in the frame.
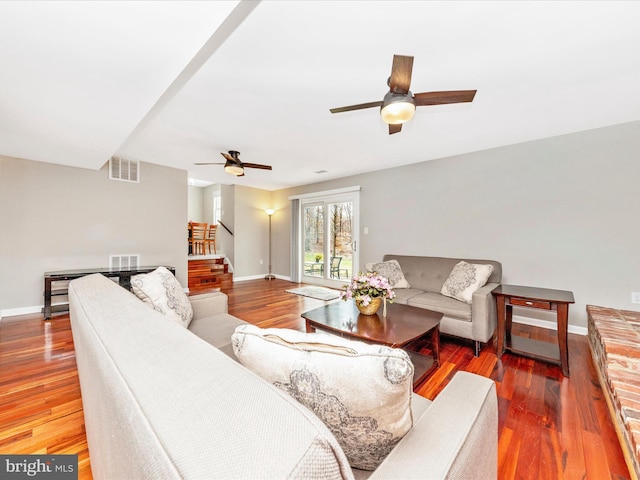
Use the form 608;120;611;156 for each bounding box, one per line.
43;266;175;320
493;284;575;376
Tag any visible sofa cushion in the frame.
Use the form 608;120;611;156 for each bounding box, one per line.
440;261;494;304
407;292;472;320
365;260;410;288
231;325;414;471
389;288;425;305
130;266;193;327
188;313;248;359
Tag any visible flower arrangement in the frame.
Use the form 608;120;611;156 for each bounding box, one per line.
340;271;396;306
314;253;323;262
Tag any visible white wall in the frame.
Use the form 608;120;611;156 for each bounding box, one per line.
187;185;204;222
272;121;640;329
0;155;187;315
203;184;218;225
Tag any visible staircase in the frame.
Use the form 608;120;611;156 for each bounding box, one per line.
188;257;233;291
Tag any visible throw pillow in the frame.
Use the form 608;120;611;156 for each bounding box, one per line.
365;259;411;288
440;261;494;304
231;325;414;470
130;266;193;327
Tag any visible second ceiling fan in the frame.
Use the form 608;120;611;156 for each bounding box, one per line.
330;54;477;135
195;150;272;177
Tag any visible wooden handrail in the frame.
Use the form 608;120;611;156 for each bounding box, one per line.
218;220;233;236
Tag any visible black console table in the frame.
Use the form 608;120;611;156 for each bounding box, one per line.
43;266;175;320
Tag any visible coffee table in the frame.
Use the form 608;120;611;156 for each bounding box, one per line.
302;301;443;387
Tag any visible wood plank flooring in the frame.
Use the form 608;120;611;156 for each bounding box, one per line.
0;278;630;479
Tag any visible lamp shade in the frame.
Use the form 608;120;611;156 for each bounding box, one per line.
265;209;276;216
380;91;416;124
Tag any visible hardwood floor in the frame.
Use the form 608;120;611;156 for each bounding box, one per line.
0;278;630;479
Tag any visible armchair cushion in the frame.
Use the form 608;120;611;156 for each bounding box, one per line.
231;325;414;471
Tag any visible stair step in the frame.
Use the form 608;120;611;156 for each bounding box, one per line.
188;272;233;290
189;258;225;266
188;257;232;290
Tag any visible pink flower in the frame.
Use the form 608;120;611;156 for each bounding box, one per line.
340;271;395;305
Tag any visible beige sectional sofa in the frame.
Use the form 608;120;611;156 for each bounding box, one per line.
69;273;498;479
380;254;502;356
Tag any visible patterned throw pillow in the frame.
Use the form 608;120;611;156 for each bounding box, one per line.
365;259;411;288
231;325;414;470
130;266;193;327
440;261;494;304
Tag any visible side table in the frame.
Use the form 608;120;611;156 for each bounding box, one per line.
492;284;575;376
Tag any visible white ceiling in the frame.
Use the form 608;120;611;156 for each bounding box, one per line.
2;1;640;190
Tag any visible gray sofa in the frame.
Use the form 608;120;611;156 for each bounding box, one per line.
69;273;498;479
382;254;502;356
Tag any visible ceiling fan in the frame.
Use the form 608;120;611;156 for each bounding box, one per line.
330;54;477;135
195;150;272;177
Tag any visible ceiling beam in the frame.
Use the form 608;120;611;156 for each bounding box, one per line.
116;0;261;155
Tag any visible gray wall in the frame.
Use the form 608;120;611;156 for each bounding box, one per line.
233;185;272;278
272;121;640;329
0;155;187;315
186;183;273;278
3;120;638;328
218;184;235;267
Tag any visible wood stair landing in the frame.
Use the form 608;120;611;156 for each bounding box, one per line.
188;257;233;291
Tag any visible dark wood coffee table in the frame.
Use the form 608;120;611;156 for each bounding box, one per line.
302;301;443;387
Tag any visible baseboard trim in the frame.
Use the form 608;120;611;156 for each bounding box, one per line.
233;274;291;282
513;315;587;336
1;305;43;319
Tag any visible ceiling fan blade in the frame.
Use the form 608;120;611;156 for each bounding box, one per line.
389;55;413;94
388;124;402;135
221;152;238;163
242;163;272;170
194;162;225;165
413;90;477;106
330;101;383;114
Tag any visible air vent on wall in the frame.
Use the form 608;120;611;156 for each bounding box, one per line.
110;254;139;270
109;156;139;183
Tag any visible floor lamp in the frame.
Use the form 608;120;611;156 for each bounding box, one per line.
265;209;275;280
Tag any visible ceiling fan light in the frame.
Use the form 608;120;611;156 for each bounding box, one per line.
224;164;244;176
380;92;415;124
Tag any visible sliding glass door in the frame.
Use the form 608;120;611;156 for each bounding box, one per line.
303;202;325;280
301;191;359;288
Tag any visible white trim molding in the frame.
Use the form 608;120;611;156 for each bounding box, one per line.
288;185;361;200
513;315;587;336
233;274;291;282
1;305;43;319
